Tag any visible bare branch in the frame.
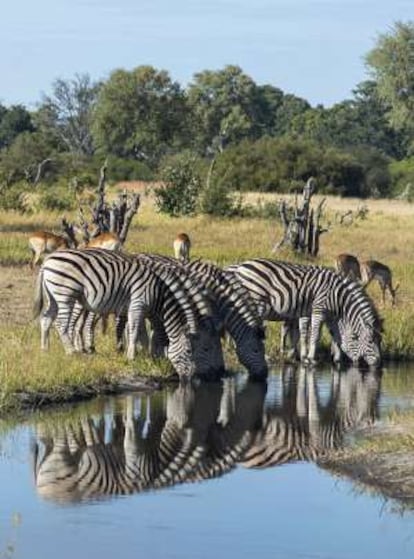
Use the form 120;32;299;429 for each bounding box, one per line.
118;194;140;245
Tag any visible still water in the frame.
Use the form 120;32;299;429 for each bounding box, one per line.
1;365;414;559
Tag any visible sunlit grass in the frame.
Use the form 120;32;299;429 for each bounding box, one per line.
1;191;414;413
0;323;173;413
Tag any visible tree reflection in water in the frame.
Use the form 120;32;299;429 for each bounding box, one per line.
32;366;381;503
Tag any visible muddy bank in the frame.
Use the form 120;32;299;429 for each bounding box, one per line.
8;373;171;416
319;424;414;509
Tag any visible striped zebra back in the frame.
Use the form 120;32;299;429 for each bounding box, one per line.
229;258;382;367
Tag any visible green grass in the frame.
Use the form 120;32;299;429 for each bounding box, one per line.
0;323;174;414
1;192;414;413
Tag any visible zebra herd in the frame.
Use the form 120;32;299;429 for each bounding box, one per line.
32;235;383;380
32;367;381;503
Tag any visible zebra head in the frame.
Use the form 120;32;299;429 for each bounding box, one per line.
236;325;268;380
338;321;382;368
192;318;226;380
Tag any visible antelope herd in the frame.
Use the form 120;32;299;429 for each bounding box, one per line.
335;252;399;306
28;230;121;269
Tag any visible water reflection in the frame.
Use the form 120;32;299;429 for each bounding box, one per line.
32;366;381;503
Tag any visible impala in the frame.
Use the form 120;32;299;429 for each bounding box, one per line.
28;231;74;269
360;259;399;306
173;233;191;263
81;232;121;251
334;253;361;281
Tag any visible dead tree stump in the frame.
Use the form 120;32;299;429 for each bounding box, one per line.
63;161;140;246
272;177;328;257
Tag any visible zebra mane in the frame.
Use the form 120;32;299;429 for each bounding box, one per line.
135;255;204;335
135;254;215;327
187;259;264;330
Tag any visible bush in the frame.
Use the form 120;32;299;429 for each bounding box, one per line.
198;182;242;217
210;136;386;197
38;184;76;212
155;153;201;217
0;182;28;212
389;157;414;200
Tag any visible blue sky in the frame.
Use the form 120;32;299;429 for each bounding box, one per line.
0;0;411;108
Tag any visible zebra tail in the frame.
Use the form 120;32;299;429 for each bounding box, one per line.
33;270;44;319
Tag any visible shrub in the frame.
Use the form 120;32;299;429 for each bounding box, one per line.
389;157;414;200
155;153;201;217
38;184;76;212
0;182;28;212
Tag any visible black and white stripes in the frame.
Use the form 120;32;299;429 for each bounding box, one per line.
227;258;382;367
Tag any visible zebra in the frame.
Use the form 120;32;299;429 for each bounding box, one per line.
135;254;268;380
227;258;382;367
112;254;226;379
240;365;381;469
33;248;213;379
32;380;266;502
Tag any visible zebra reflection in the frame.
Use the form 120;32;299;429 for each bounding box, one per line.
32;380;266;503
32;367;381;503
241;366;381;469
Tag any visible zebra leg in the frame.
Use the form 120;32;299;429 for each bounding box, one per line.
287;320;300;360
138;321;150;352
331;339;342;366
280;322;289;357
299;317;310;362
126;306;146;360
306;314;323;364
40;289;58;351
40;315;54;351
115;313;127;352
54;306;77;354
81;311;99;354
71;303;86;352
150;321;168;358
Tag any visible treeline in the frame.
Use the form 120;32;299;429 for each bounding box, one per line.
1;21;414;214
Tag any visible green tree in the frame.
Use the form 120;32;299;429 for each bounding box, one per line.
92;66;189;165
290;81;404;158
0;104;34;149
187;65;258;153
0;132;56;185
365;21;414;146
38;73;100;156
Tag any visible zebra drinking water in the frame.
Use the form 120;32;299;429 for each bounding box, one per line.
227;258;382;367
33;248;216;379
135;255;268;380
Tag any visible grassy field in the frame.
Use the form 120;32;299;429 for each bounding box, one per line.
0;188;414;412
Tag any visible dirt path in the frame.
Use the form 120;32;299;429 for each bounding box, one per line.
0;265;36;325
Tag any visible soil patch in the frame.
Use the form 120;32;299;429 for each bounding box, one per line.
0;264;35;325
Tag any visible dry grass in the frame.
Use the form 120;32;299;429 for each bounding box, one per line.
1;189;414;412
